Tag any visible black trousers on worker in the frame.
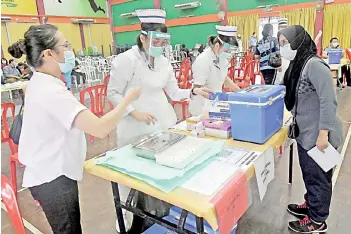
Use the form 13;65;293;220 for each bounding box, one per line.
29;176;82;234
338;64;351;87
297;143;333;223
261;69;277;85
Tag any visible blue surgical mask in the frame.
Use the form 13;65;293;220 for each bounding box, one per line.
58;50;76;73
149;46;163;57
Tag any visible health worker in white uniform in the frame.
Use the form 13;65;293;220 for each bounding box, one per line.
107;9;212;232
189;25;241;116
275;18;290;84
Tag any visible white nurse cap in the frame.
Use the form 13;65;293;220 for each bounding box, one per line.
136;9;166;24
278;18;288;26
215;25;238;37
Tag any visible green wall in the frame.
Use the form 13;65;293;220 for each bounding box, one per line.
112;0;314;46
162;0;218;19
112;0;154;27
169;22;218;47
228;0;313;12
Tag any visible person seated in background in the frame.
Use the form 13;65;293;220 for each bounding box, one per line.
248;32;257;52
2;58;24;83
1;58;8;69
323;37;342;56
180;44;190;57
71;58;86;87
323;37;349;87
17;62;33;80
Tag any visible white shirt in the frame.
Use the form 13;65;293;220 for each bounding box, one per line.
19;72;87;187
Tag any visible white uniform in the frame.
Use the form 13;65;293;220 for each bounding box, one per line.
189;48;228;116
107;45;191;230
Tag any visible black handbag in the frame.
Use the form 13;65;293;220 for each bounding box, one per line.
9;95;24;145
268;38;282;68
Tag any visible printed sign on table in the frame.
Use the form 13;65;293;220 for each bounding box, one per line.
210;171;248;234
254;147;275;201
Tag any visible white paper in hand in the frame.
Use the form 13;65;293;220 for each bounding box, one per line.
307;143;342;172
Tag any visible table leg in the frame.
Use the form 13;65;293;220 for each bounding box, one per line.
288;143;294;184
111;182;127;234
196;217;204;234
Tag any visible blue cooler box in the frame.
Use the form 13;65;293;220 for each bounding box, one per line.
328;48;343;64
228;85;286;144
144;215;224;234
169;206;237;234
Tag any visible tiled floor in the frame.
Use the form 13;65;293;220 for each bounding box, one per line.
1;87;351;234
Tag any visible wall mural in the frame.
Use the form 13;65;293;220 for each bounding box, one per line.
1;0;38;15
43;0;107;17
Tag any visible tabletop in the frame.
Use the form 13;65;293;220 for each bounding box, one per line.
84;117;289;230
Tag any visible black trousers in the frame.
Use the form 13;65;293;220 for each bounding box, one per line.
297;143;333;223
29;176;82;234
338;64;351;86
261;69;277;85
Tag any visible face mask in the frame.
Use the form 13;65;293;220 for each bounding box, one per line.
58;50;76;73
280;44;297;61
332;42;339;48
149;46;163;57
219;51;231;62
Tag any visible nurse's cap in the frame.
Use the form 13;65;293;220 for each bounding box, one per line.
135;9;166;24
215;25;238;37
278;18;288;26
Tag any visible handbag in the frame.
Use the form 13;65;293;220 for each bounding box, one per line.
9;94;24;145
267;38;282;68
288;55;316;139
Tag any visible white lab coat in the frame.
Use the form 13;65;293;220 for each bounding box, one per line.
275;57;290;84
107;45;191;230
189;48;228;116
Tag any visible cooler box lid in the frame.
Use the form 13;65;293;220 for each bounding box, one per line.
228;85;286;105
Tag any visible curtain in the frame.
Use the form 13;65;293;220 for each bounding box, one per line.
280;7;316;38
323;3;351;50
228;14;259;50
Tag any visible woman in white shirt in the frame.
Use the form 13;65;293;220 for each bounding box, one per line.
107;9;212;232
8;24;140;234
189;25;240;116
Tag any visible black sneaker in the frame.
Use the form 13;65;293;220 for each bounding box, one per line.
288;216;328;233
287;202;309;219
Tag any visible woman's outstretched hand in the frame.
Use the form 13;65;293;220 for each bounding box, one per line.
193;87;214;99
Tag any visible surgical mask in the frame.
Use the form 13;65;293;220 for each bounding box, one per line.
219;51;231;61
149;46;163;57
280;44;297;61
57;50;76;73
332;42;339;48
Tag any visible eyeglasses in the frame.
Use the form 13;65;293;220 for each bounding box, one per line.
55;42;72;50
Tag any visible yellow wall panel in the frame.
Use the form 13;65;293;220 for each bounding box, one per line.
90;24;113;56
2;23;11;59
54;23;82;52
83;24;91;49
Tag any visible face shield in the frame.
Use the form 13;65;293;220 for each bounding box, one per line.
147;31;171;70
217;36;236;65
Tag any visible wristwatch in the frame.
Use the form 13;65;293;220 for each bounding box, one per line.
191;87;197;96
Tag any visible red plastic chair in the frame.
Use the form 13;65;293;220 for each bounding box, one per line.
253;60;265;85
1;103;15;143
234;61;256;88
80;85;106;142
1;175;26;234
103;75;114;111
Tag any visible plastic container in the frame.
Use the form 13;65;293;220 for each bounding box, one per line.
169;206;237;234
208;92;232;120
228;85;286;144
328;48;343;64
